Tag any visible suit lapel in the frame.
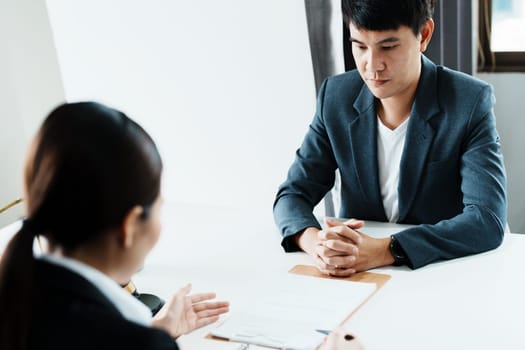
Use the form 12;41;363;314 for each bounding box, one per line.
398;56;440;222
349;85;386;218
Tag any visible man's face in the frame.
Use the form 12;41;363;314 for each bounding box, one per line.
350;22;427;101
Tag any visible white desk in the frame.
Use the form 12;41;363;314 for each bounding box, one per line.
137;203;525;350
2;203;524;349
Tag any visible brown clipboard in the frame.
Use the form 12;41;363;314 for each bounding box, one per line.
289;264;390;322
207;265;390;342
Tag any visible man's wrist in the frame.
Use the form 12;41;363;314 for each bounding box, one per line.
389;235;408;266
294;227;320;255
379;237;395;266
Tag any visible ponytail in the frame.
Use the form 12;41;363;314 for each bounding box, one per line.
0;220;38;350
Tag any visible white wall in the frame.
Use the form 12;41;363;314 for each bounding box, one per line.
477;73;525;233
0;0;65;227
5;1;522;234
45;0;316;213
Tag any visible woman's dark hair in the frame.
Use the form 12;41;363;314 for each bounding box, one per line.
342;0;436;36
0;101;163;349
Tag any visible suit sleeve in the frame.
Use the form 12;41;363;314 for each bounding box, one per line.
396;85;507;269
273;79;338;251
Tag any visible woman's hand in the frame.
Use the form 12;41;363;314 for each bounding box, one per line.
152;283;229;338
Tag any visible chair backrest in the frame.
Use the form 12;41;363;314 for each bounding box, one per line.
0;199;24;256
304;0;344;217
0;198;24;229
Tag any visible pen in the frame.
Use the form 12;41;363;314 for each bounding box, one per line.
0;198;23;215
316;329;331;335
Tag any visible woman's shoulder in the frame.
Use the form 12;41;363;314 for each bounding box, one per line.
30;313;178;350
30;260;178;349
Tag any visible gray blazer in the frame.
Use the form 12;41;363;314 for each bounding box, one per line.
273;55;507;269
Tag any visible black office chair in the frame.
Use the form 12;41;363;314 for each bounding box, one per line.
123;280;165;316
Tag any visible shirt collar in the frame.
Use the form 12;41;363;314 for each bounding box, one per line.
39;253;152;327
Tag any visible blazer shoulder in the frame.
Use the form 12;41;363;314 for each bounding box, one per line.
34;260;118;311
32;307;178;350
424;65;494;120
324;69;364;93
31;261;178;349
319;69;367;116
436;65;493;99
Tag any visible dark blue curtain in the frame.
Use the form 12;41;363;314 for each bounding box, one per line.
426;0;473;74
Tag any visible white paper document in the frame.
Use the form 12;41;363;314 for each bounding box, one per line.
211;273;376;349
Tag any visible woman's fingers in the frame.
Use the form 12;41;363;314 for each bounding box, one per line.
188;292;216;304
193;301;230;313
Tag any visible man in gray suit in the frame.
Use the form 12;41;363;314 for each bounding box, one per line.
273;0;507;276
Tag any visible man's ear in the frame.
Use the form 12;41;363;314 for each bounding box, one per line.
419;18;434;52
121;206;144;249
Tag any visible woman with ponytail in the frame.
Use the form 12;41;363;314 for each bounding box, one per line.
0;101;363;350
0;102;229;349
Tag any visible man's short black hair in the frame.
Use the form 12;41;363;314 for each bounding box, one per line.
342;0;436;36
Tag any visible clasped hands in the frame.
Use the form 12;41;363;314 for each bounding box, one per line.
298;218;394;277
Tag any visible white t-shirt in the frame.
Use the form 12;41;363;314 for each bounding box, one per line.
39;253;152;326
376;116;410;222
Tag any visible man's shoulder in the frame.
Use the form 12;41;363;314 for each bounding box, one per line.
325;69;363;89
321;69;365;104
435;64;491;96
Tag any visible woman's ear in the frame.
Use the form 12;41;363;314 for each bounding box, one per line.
419;18;434;52
121;205;144;249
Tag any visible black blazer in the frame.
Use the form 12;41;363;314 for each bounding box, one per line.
29;260;178;350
